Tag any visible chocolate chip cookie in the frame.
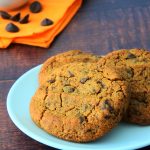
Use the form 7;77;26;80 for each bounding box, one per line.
98;48;150;125
30;62;129;142
39;50;101;85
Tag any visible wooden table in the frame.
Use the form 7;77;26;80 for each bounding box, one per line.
0;0;150;149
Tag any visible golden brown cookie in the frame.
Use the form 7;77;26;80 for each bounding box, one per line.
99;48;150;67
98;48;150;125
39;50;101;85
30;62;129;142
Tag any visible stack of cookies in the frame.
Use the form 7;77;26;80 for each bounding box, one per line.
30;49;150;142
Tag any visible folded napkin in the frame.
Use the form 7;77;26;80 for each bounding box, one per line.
0;0;82;48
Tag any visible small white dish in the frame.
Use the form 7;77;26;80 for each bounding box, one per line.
0;0;28;10
7;65;150;150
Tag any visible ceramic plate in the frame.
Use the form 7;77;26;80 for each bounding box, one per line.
7;65;150;150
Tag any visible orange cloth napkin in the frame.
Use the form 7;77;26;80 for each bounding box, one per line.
0;0;82;48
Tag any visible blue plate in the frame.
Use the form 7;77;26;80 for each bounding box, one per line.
7;65;150;150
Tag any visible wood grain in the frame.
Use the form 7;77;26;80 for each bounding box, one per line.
0;0;150;149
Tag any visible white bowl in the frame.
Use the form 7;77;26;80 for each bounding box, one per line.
0;0;28;10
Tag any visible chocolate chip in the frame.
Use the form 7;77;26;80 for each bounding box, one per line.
11;13;21;22
0;11;11;19
6;23;19;33
104;115;111;120
126;68;134;78
91;88;97;94
79;116;85;124
41;18;53;26
63;86;75;93
47;79;55;83
30;1;42;13
20;14;29;24
86;129;92;133
82;58;90;62
68;71;74;77
126;53;136;59
97;80;106;88
80;77;89;84
102;99;114;113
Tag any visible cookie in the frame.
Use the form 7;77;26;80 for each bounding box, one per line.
121;65;150;125
30;62;129;142
98;48;150;125
39;50;101;85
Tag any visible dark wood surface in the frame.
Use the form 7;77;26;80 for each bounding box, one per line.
0;0;150;149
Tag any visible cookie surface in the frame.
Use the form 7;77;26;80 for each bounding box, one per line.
122;65;150;125
39;50;101;85
98;48;150;125
30;62;129;142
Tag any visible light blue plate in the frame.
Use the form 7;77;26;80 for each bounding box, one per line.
7;65;150;150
